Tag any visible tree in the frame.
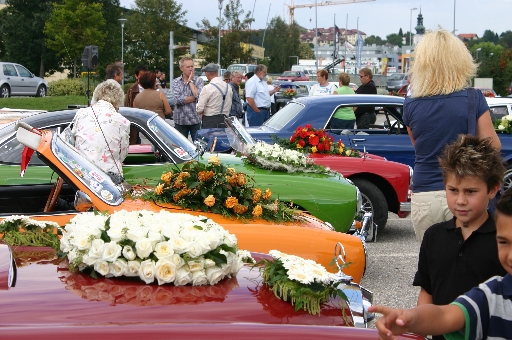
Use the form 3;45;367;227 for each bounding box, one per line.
473;42;511;96
124;0;189;76
482;30;499;44
298;42;314;59
0;0;63;77
45;0;107;77
365;35;384;45
398;28;403;38
499;31;512;49
264;17;301;73
196;0;254;68
386;33;402;47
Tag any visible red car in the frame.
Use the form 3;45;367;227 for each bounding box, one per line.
0;242;424;339
277;71;309;82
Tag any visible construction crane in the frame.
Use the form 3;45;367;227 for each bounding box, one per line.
286;0;375;24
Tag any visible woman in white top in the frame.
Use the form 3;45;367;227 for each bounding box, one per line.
267;76;276;114
309;69;337;96
71;80;130;176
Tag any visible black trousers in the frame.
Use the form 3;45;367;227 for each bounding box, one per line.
356;113;376;129
202;114;227;128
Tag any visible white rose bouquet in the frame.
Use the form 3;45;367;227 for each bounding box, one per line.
61;210;254;286
258;250;347;316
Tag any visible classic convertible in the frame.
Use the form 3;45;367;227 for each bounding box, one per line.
0;112;373;282
0;108;363;235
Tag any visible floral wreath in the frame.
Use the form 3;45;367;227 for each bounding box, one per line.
142;156;298;223
279;125;361;157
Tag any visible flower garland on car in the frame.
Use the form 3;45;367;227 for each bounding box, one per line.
142;156;298;223
60;209;255;286
282;88;297;97
257;250;347;316
494;115;512;134
278;125;361;157
0;215;62;250
244;141;331;174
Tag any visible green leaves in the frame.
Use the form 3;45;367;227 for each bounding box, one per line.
205;250;227;267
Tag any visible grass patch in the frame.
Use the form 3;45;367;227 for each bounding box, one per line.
0;96;91;111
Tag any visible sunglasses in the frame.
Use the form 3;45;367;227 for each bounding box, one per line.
359;74;365;78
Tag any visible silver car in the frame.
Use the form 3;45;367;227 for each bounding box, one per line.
0;62;49;98
386;73;409;91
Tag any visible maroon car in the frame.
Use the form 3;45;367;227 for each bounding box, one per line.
0;242;424;339
277;70;309;82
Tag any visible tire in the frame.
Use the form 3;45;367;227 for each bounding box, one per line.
0;84;10;98
352;178;388;233
36;85;47;97
503;164;512;191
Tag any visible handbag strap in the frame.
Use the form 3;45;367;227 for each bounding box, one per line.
468;87;477;136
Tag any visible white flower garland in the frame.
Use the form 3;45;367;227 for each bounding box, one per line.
246;141;331;174
61;210;254;286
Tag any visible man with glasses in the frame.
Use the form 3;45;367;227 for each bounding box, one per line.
245;64;280;126
229;71;244;119
354;67;377;129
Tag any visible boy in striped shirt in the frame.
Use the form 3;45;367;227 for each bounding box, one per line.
370;146;512;340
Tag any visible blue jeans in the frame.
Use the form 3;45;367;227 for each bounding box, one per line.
330;117;355;129
247;106;270;127
174;123;201;141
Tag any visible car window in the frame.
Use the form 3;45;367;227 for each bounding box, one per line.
264;102;304;130
388;74;404;80
15;65;32;77
0;127;59;165
489;106;509;121
2;64;17;77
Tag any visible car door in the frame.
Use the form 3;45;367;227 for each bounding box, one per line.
14;64;38;95
2;63;24;95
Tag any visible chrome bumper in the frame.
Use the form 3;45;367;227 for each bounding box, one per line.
400;202;411;212
349;212;375;242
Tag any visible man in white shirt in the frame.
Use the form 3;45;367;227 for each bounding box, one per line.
245;64;280;126
196;63;233;128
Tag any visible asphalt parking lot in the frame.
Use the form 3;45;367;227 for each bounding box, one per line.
361;212;420;328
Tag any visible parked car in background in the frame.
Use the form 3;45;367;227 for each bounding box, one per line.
475;87;499;98
0;62;49;98
273;81;308;111
487;97;512;121
386;73;409;91
277;71;309;82
226;64;256;76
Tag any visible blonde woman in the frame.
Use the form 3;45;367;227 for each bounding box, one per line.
403;29;501;242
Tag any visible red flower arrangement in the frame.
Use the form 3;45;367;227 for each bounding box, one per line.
286;124;360;157
282;88;297;97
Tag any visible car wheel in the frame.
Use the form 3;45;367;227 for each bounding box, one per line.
352;178;388;233
503;164;512;191
0;84;10;98
36;85;47;97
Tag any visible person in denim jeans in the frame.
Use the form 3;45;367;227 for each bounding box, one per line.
245;65;280;126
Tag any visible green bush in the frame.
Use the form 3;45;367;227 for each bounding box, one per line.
48;78;101;96
123;82;134;94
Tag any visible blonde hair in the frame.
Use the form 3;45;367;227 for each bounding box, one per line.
266;76;273;84
410;29;477;98
92;79;125;109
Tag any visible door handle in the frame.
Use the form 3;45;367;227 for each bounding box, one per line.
352;138;366;142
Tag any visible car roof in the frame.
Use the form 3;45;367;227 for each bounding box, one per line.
485;97;512;105
295;94;404;106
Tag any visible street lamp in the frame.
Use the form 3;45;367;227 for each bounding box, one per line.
409;8;417;47
218;0;223;76
118;18;127;86
476;48;481;60
289;56;299;66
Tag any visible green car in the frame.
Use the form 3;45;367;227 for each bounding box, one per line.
0;108;362;233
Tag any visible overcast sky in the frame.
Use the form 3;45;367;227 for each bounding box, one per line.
119;0;511;39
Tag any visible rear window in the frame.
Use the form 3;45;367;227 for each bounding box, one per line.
388;73;405;80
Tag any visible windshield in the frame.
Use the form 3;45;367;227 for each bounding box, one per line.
388;73;405;80
227;65;247;73
224;117;256;153
281;71;297;77
264;102;305;130
148;116;197;161
52;134;123;206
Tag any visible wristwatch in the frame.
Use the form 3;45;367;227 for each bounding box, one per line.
187;80;192;85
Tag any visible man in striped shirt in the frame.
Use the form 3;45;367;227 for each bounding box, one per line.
370;187;512;340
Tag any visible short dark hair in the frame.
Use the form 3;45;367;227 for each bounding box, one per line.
105;64;122;80
134;65;148;77
245;72;254;79
495;188;512;221
438;134;505;192
317;69;328;79
138;71;157;89
360;67;373;79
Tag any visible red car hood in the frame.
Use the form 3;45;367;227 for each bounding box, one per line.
0;245;423;339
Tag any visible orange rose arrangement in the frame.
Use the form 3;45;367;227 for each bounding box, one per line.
282;88;297;97
141;156;297;223
283;124;361;157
